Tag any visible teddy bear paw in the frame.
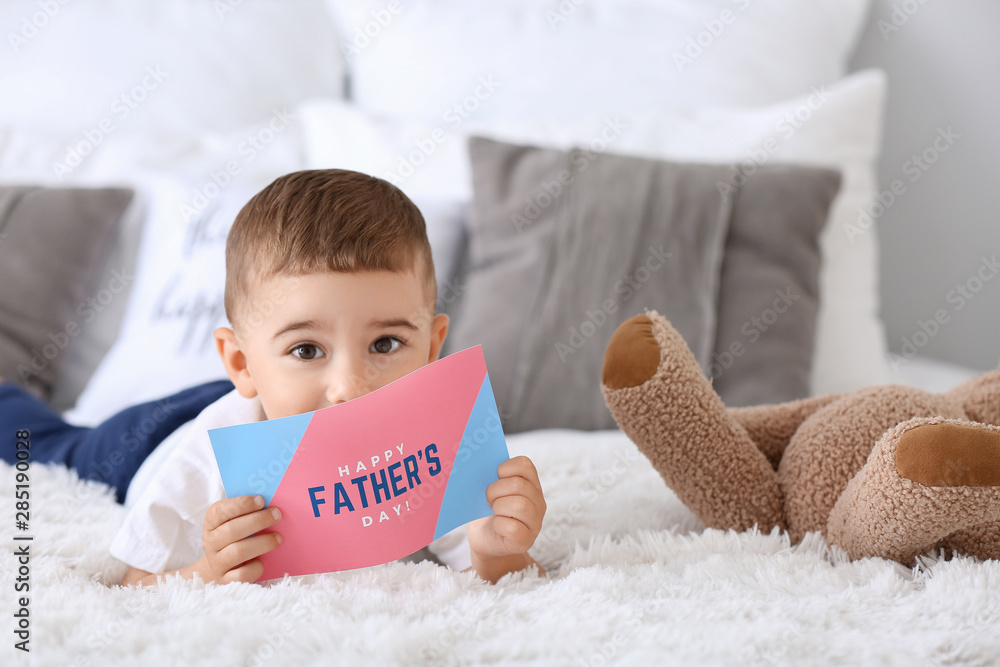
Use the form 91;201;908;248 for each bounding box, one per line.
896;420;1000;487
600;313;662;390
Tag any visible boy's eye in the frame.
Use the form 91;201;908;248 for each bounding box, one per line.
370;336;402;354
291;344;324;360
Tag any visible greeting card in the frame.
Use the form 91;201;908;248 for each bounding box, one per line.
209;346;509;579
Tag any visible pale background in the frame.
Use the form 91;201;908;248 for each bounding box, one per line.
850;0;1000;371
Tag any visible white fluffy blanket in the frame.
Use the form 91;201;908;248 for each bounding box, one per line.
2;429;998;666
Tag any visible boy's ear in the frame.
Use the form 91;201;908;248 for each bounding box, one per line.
214;327;259;399
427;313;449;363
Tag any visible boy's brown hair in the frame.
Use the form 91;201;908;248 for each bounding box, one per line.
224;169;435;332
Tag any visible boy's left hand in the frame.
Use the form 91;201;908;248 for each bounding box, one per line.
467;456;546;562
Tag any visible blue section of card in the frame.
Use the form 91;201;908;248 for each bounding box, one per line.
209;412;314;505
433;373;510;540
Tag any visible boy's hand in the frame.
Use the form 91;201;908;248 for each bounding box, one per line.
198;494;283;584
467;456;546;582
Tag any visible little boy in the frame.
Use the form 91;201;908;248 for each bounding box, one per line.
5;169;546;586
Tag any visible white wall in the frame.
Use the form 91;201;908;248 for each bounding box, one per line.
849;0;1000;371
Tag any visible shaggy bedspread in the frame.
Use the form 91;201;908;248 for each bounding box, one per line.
2;429;998;666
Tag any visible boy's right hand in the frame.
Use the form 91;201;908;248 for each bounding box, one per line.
198;494;283;584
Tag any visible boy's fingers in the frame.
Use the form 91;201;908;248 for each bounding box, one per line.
205;495;266;532
221;557;265;584
205;506;282;551
497;456;542;490
215;532;283;574
486;477;546;516
485;476;544;510
489;515;535;552
491;495;543;533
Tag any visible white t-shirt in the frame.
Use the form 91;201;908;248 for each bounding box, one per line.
110;388;470;575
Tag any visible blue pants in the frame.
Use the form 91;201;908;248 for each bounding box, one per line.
1;379;234;503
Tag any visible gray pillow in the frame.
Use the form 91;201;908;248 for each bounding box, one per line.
0;186;134;401
710;165;842;407
445;136;843;432
446;136;734;432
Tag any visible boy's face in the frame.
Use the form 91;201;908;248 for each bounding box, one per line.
215;268;448;420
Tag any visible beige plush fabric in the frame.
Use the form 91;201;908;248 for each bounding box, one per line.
729;394;843;470
602;311;1000;564
947;370;1000;425
779;385;967;542
828;417;1000;561
600;313;785;533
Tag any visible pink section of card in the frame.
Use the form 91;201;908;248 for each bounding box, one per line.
258;348;487;579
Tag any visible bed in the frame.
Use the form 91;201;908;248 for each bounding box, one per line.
1;1;998;665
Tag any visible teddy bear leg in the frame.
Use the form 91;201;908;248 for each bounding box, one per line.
945;366;1000;425
936;523;1000;561
827;418;1000;563
601;312;785;532
729;394;844;470
780;386;967;543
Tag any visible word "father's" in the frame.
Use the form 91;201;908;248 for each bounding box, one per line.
307;443;441;519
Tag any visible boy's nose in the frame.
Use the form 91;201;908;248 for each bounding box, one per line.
325;359;374;406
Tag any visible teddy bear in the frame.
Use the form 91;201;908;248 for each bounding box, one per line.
600;311;1000;564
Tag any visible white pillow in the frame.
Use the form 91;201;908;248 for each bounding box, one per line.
298;69;893;396
0;0;345;142
60;112;309;426
61;177;243;427
326;0;870;122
